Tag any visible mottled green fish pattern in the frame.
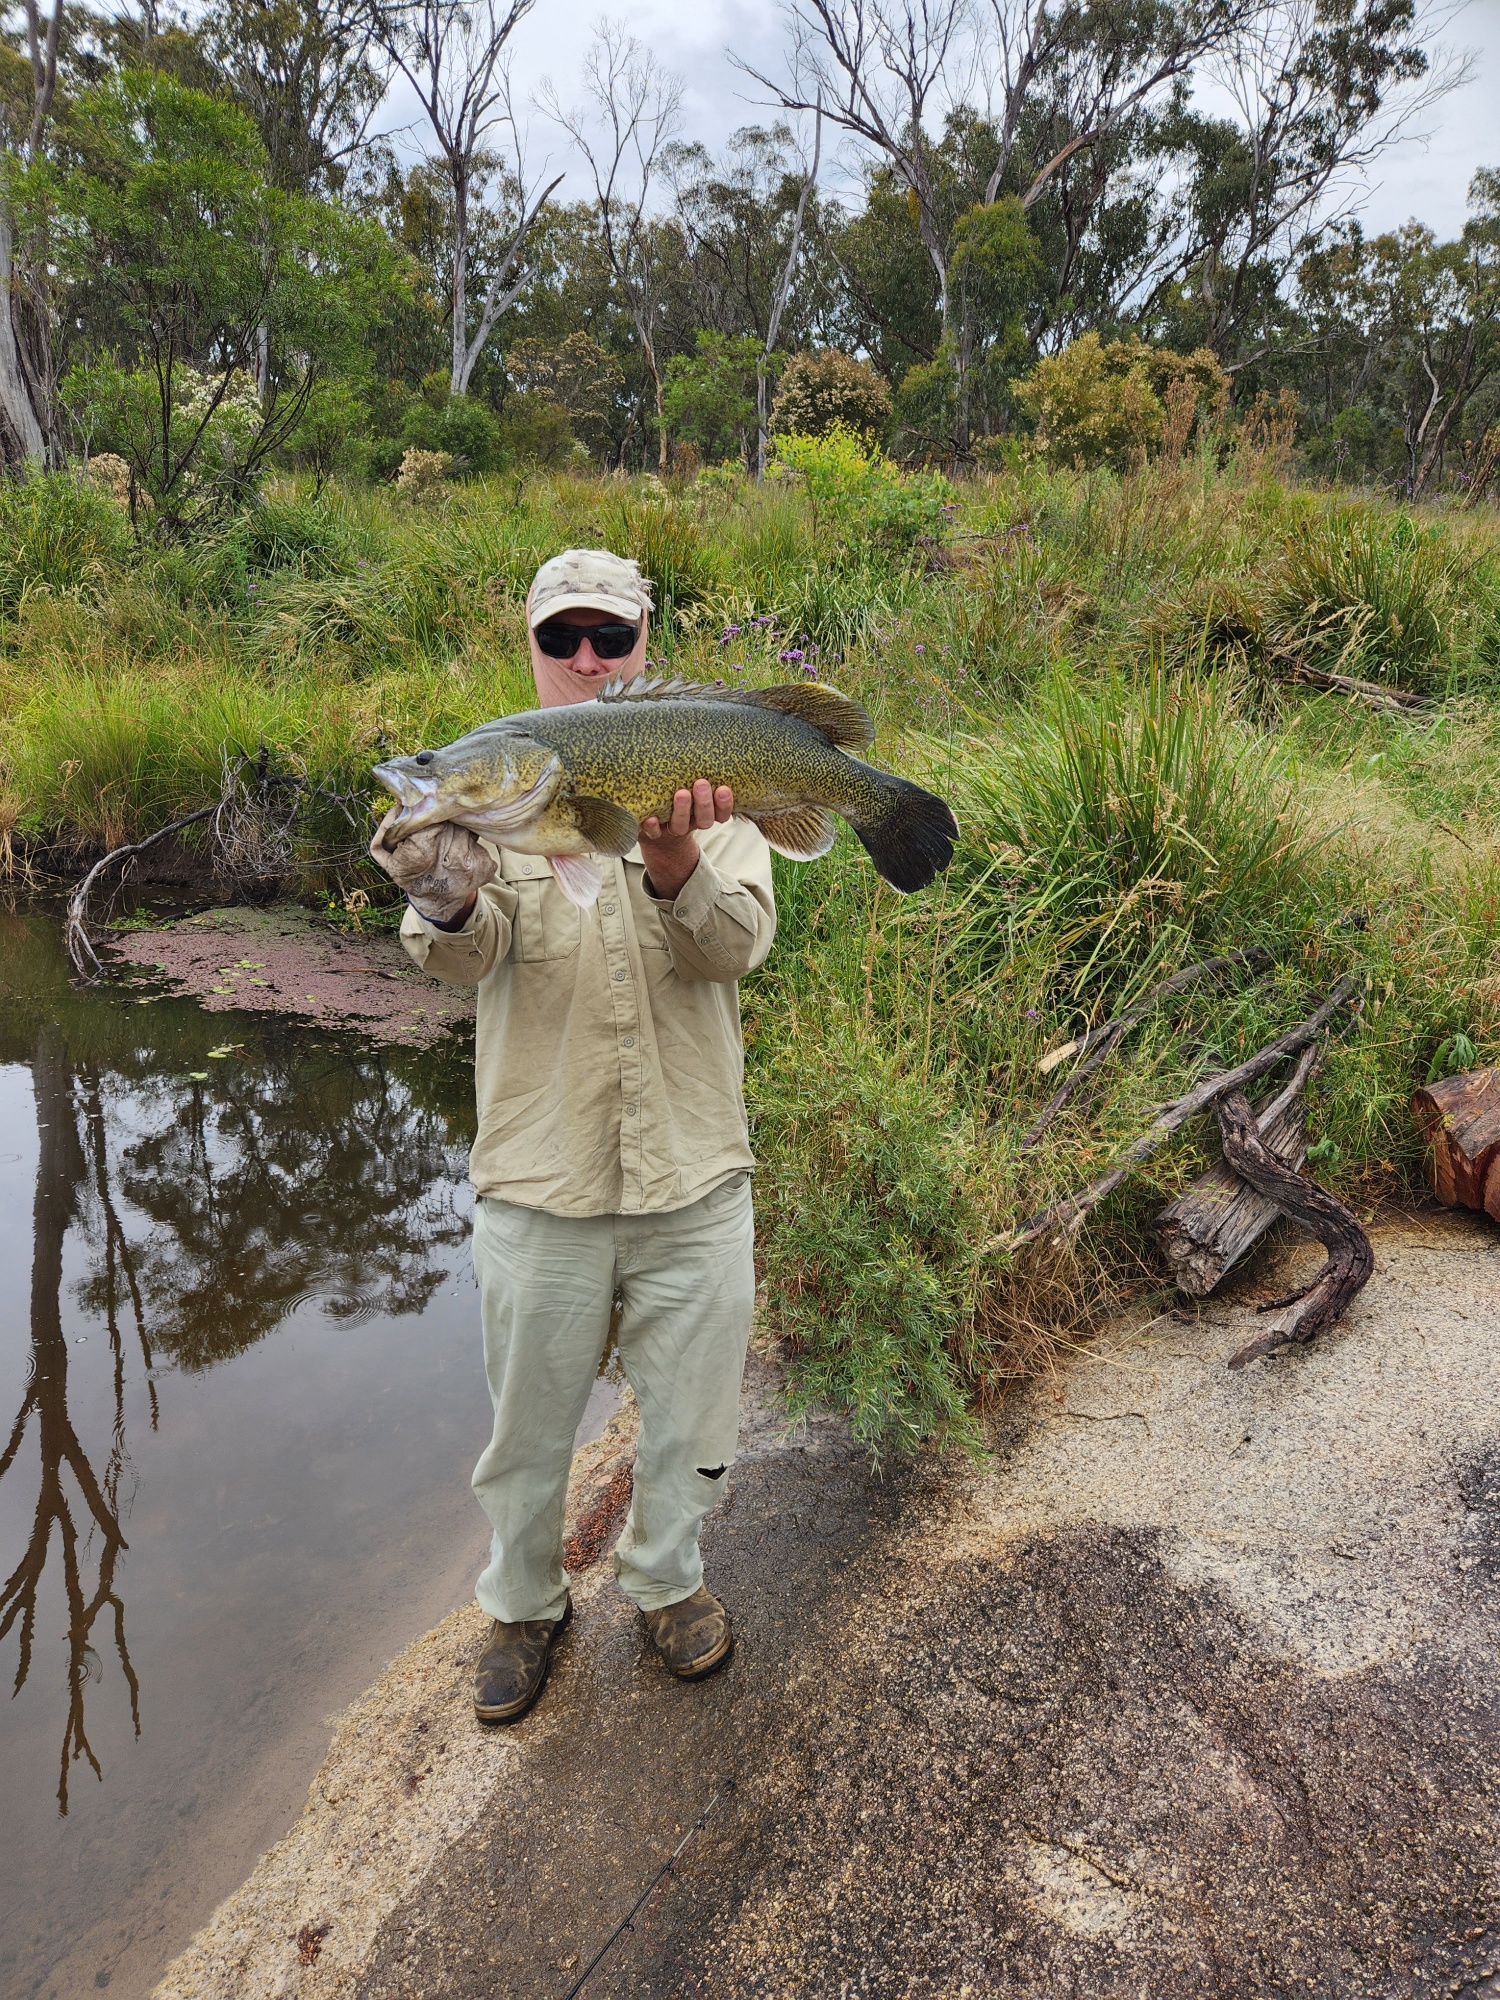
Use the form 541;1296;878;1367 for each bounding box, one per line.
372;676;958;908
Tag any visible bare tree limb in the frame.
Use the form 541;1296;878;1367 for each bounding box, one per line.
1021;946;1274;1149
1216;1086;1373;1368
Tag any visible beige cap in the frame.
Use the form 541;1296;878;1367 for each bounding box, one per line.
527;548;653;627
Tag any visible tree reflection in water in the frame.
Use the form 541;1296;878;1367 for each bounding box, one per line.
0;915;474;1811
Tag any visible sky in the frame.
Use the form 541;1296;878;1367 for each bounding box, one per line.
380;0;1500;241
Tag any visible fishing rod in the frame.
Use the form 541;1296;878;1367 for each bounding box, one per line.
560;1777;736;1999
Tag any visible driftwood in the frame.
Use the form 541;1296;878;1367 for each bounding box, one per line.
1410;1067;1500;1219
989;973;1361;1255
1214;1087;1374;1369
1157;1043;1318;1296
1022;947;1273;1148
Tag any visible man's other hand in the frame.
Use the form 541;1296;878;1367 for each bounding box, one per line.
639;780;733;900
370;814;497;926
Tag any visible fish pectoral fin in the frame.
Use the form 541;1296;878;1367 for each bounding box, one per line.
549;852;603;908
742;803;839;862
571;794;639;856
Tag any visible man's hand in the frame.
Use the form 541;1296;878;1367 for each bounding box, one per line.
639;780;733;900
369;813;497;927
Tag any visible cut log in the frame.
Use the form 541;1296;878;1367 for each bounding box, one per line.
1157;1045;1315;1296
1411;1067;1500;1219
1215;1088;1374;1370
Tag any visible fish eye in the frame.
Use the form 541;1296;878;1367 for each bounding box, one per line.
414;751;434;766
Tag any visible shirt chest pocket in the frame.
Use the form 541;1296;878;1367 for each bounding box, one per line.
513;879;582;962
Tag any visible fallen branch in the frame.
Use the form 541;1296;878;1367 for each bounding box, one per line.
65;806;219;979
987;974;1361;1255
1023;947;1273;1147
1215;1086;1374;1369
1284;662;1425;713
1156;1042;1320;1296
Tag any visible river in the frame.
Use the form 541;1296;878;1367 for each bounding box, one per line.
0;909;618;2000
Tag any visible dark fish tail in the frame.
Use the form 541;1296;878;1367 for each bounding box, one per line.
844;762;958;894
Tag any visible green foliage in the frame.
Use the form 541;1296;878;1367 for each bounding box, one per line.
945;667;1309;997
771;425;955;549
1014;334;1227;470
663;332;767;467
0;473;134;615
770;350;893;445
1268;509;1473;690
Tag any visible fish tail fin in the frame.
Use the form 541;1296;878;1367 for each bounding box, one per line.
847;766;958;894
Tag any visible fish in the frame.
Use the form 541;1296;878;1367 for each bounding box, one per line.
371;676;958;909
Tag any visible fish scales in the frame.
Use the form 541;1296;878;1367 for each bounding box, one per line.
372;678;958;907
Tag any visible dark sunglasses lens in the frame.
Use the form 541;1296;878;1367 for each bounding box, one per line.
535;624;583;658
589;623;639;659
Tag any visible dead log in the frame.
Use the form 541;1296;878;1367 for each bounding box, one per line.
1157;1043;1317;1296
1286;662;1425;712
989;973;1361;1256
1410;1067;1500;1219
1214;1088;1374;1369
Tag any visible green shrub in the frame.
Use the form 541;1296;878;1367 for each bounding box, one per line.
1014;334;1227;470
1267;509;1471;690
0;472;135;615
771;425;954;549
770;349;892;445
944;667;1310;996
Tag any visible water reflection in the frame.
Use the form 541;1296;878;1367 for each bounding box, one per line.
0;911;475;1817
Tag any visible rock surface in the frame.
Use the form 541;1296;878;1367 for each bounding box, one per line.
154;1212;1500;1999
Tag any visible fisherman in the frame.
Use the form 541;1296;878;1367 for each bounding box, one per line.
368;549;773;1722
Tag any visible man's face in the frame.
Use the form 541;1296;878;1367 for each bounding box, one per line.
529;604;649;708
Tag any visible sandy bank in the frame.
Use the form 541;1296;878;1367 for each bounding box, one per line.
155;1214;1500;1997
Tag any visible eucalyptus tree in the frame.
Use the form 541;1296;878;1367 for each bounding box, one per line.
545;27;684;471
377;0;561;394
0;0;62;463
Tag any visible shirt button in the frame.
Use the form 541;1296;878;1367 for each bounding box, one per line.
521;864;533;876
602;902;616;914
613;968;626;982
624;1104;637;1116
621;1035;635;1048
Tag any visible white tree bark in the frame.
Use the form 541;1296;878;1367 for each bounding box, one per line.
0;205;45;464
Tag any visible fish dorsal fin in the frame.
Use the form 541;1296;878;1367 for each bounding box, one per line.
716;682;874;751
595;673;713;703
594;673;875;752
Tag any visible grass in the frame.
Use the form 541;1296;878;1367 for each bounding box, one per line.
4;451;1500;1448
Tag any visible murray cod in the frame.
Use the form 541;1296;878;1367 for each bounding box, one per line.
371;676;958;909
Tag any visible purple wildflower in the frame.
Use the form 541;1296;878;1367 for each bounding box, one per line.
1025;1008;1039;1020
779;648;804;663
914;642;925;654
730;662;747;673
802;662;817;678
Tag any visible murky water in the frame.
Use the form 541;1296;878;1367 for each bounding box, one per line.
0;911;619;2000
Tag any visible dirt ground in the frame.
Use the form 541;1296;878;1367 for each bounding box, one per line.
113;905;474;1047
155;1211;1500;2000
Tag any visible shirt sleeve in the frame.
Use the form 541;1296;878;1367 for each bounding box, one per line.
649;820;777;983
400;876;519;986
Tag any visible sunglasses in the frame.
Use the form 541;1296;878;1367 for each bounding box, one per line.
534;619;641;661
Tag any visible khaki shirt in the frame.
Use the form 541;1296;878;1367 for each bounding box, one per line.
400;820;776;1217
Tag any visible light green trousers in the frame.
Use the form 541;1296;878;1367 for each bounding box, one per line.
470;1174;755;1623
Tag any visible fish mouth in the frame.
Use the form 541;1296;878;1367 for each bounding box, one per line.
371;763;440;840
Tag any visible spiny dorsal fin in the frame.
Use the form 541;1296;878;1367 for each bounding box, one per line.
594;674;874;752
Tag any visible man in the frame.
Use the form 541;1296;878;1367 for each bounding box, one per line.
369;548;775;1723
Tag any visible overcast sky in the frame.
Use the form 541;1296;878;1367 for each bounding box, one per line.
381;0;1500;240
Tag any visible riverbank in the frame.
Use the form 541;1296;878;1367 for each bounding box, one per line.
155;1209;1500;1998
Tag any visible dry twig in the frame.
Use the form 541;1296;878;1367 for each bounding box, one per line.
1022;947;1273;1148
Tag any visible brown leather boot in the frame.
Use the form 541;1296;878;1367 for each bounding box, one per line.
644;1586;733;1681
473;1596;571;1722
